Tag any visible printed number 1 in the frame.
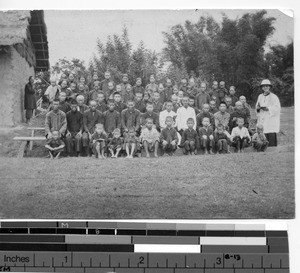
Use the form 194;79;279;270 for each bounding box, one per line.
216;257;222;265
64;256;68;263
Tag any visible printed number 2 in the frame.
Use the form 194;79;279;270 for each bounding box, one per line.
139;256;144;264
216;257;222;265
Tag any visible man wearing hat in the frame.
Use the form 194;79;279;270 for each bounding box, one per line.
255;79;281;146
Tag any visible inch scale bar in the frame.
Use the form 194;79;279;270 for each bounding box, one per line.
0;251;289;272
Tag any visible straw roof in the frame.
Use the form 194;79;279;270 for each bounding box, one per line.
0;10;49;71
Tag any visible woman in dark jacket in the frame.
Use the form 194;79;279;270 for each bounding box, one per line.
24;76;36;123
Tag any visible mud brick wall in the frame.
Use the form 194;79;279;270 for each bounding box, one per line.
0;46;34;126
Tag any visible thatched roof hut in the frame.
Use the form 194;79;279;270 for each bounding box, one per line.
0;10;49;71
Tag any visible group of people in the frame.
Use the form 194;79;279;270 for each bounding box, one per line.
24;71;281;159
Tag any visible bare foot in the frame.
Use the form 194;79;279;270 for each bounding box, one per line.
146;154;150;158
154;154;158;158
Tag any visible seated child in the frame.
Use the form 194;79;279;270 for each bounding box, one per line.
45;130;65;159
160;116;179;156
198;117;214;155
252;124;269;152
124;127;140;158
214;124;232;154
90;123;107;159
140;118;160;158
180;118;198;155
107;128;123;158
231;117;251;153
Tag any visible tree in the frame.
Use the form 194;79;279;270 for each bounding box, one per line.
51;58;88;80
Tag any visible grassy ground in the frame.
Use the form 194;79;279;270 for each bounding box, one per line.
0;107;294;219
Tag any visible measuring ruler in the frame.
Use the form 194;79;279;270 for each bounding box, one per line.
0;222;289;272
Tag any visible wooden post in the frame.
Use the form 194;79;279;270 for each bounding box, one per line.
29;129;35;150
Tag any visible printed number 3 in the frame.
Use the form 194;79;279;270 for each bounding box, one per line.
216;257;222;265
139;256;144;264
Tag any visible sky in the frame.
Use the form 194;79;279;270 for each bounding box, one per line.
45;9;294;67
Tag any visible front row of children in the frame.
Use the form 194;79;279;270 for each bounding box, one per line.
45;115;269;159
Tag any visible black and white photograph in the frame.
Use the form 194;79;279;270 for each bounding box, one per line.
0;9;294;219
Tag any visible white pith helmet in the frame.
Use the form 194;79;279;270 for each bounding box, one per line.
260;79;272;87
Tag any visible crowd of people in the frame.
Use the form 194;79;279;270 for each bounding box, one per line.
24;71;281;159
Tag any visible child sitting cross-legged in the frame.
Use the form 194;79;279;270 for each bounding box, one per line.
140;118;160;158
124;127;140;158
252;124;269;152
108;128;123;158
45;130;65;159
90;123;107;159
231;117;251;153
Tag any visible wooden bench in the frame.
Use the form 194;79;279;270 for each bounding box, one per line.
13;127;46;158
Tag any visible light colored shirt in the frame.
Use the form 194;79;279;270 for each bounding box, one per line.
159;110;177;129
45;85;59;102
231;126;251;139
176;106;196;131
140;127;160;143
214;111;230;128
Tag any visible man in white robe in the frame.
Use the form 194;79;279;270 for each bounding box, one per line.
255;79;281;146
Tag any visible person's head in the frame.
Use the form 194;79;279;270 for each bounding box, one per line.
257;124;264;134
128;127;136;137
108;81;114;91
173;85;179;95
92;74;98;81
127;100;135;110
158;84;164;92
52;99;60;111
181;78;187;86
209;100;216;110
70;82;77;91
219;81;225;89
202;103;210;113
61;73;67;80
52;130;59;140
178;91;184;99
225;96;232;106
136;78;142;86
229;86;236;95
182;95;189;107
107;100;115;111
189;78;195;87
145;118;154;129
217;124;224;134
153;91;160;101
93;81;100;91
122;74;128;83
104;71;110;80
171;94;178;104
114;92;121;102
235;101;243;111
165;116;173;127
260;79;272;94
95;123;104;134
113;128;121;138
188;96;195;107
89;100;97;111
59;92;66;102
146;102;154;113
237;117;244;128
61;80;68;89
202;117;210;127
165;100;173;112
69;73;75;81
125;84;132;92
116;84;122;92
212;81;218;89
78;83;85;92
79;76;86;84
76;95;84;106
186;117;194;129
166;78;172;87
150;74;155;83
97;92;105;103
219;102;227;112
50;78;56;87
70;100;78;112
200;82;206;92
239;95;246;105
29;76;34;84
135;92;143;102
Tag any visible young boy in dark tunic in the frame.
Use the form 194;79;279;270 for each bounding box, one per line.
160;116;178;156
252;124;269;152
214;124;232;154
45;130;65;159
198;117;214;155
180;118;198;155
103;100;121;138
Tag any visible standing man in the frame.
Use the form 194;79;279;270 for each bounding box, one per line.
255;79;281;146
100;71;113;95
195;82;210;110
24;76;36;124
176;95;196;135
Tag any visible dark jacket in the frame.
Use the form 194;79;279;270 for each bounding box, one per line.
24;82;36;110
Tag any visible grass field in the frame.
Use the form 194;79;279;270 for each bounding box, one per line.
0;107;294;219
